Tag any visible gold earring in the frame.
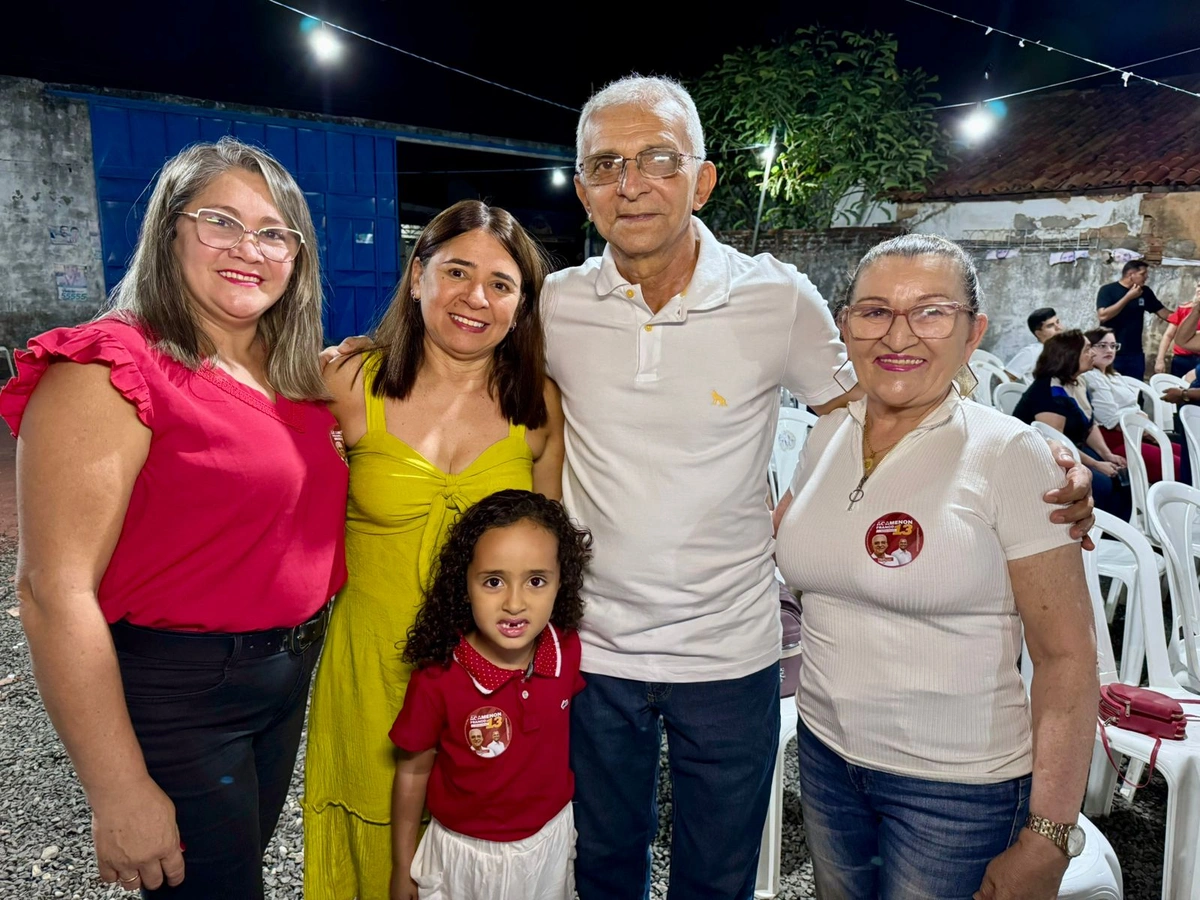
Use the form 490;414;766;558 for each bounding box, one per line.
955;364;980;398
833;358;856;393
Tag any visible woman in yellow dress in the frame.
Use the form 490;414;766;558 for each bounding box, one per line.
304;200;564;900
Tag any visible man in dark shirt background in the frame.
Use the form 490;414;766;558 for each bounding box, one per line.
1097;259;1168;378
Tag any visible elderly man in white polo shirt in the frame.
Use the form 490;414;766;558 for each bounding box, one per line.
548;76;1095;900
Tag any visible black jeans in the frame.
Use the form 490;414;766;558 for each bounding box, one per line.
114;623;323;899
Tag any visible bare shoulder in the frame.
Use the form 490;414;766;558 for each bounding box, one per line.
29;361;148;433
322;353;371;442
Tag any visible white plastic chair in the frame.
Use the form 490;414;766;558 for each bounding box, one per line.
971;358;1009;408
1146;482;1200;694
0;347;13;381
1082;509;1200;900
1178;407;1200;492
1018;643;1124;900
1122;375;1173;434
1119;411;1174;537
768;408;817;505
1151;373;1186;428
755;695;798;899
971;348;1007;371
1032;420;1081;461
993;381;1026;416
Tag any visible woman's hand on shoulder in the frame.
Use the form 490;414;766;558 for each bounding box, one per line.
319;335;372;370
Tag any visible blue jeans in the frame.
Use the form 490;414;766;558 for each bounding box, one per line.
570;663;780;900
797;718;1030;900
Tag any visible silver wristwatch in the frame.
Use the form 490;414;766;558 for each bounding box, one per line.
1025;813;1085;858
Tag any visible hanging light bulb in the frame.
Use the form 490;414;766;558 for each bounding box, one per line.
310;26;342;63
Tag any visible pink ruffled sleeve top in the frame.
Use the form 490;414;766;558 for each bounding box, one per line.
0;318;349;632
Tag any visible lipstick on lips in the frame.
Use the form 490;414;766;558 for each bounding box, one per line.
217;269;263;286
449;312;488;334
874;354;927;372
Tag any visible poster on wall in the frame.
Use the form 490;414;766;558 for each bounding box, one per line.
48;225;83;245
54;265;89;301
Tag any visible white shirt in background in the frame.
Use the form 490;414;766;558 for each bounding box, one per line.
1005;341;1044;381
543;217;851;683
1082;369;1141;429
776;391;1075;782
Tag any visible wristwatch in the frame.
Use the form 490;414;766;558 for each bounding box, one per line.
1025;814;1086;858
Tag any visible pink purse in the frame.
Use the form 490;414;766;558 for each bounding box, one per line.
1098;683;1200;787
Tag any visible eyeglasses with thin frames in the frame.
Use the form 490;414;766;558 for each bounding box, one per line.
576;148;702;186
840;302;973;340
1093;341;1121;352
177;209;304;263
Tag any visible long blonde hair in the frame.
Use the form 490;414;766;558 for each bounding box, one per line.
106;136;326;401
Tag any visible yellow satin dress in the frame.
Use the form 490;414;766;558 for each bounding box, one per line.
303;354;533;900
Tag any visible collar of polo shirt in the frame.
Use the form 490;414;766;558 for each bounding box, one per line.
593;217;733;315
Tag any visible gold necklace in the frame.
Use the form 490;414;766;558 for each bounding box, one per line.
861;412;903;474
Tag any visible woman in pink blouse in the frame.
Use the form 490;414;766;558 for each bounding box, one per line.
1;138;348;898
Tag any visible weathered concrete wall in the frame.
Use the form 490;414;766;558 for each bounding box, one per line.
716;223;1199;364
0;77;104;350
717;226;907;309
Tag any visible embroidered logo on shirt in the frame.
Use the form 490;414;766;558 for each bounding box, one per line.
711;390;728;407
465;707;512;758
864;512;923;568
329;429;349;465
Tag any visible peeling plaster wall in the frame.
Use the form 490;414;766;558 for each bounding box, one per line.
0;77;105;351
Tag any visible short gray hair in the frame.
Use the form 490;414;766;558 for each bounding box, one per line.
843;233;982;315
106;136;327;401
576;75;707;164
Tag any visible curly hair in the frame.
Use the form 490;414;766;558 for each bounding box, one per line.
402;490;592;669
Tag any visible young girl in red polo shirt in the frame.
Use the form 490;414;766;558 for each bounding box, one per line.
389;490;591;900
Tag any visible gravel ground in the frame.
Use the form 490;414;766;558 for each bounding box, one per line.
0;535;1170;898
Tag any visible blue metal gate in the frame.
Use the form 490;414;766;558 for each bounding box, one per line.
83;96;399;341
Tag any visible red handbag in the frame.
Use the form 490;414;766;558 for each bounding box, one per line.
1097;683;1200;788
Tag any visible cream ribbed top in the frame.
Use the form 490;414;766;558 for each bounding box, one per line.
776;391;1076;783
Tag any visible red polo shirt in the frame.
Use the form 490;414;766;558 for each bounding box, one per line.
390;625;585;842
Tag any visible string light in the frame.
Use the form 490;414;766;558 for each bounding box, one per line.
902;0;1200;101
309;26;341;63
264;0;578;112
931;44;1200;109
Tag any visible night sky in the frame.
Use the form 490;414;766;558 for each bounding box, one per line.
3;0;1198;254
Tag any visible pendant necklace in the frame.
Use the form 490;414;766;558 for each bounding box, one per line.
849;411;903;508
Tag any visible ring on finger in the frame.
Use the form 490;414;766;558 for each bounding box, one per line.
118;874;140;883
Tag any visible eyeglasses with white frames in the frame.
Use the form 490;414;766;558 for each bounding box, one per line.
177;209;304;263
576;148;702;186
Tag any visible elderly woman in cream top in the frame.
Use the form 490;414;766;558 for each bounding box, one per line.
772;235;1098;900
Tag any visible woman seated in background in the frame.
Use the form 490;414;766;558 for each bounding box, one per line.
1014;330;1131;519
1083;326;1181;483
772;234;1098;899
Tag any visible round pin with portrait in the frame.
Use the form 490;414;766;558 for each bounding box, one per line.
464;706;513;758
864;512;923;568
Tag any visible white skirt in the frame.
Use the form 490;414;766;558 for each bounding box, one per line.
410;803;576;900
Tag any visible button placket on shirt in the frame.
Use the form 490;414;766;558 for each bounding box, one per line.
519;676;540;732
626;289;686;384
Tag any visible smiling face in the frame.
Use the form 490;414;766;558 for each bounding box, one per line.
871;534;890;557
465;518;561;669
174;169;295;333
844;254;987;415
412;229;523;362
574;103;716;267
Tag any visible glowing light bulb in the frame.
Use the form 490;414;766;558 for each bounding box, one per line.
551;169;567;187
960;106;996;143
310;27;342;63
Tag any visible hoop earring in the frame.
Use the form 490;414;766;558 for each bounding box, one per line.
955;363;980;398
832;358;857;394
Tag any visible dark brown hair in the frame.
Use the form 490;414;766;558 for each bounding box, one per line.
363;200;550;428
1033;329;1089;384
403;490;591;668
1084;326;1117;376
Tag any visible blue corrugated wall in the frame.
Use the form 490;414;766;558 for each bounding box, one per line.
87;98;399;341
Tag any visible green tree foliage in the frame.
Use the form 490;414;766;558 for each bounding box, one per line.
691;28;947;231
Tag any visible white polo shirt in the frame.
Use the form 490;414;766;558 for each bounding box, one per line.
542;217;851;682
776;391;1076;782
